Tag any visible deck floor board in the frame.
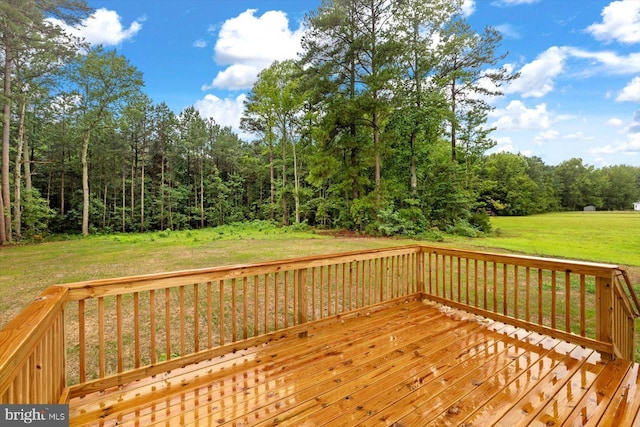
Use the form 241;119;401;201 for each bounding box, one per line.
68;299;640;426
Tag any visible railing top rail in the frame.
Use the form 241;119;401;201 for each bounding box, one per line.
56;245;422;301
419;245;620;276
0;285;68;395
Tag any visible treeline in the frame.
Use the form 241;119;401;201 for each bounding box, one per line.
1;1;639;244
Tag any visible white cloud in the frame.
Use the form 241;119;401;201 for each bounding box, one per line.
617;77;640;102
505;47;567;98
566;48;640;75
607;118;624;126
194;94;247;134
490;101;554;130
587;0;640;44
589;133;640;155
209;9;305;90
489;136;514;154
566;131;594;141
193;39;207;48
48;8;143;46
461;0;476;17
202;64;260;91
533;129;559;145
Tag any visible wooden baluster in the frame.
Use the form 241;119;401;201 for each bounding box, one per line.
336;264;341;313
465;258;470;304
311;267;317;320
474;259;479;307
319;266;325;319
551;271;557;330
207;282;213;348
492;262;498;313
457;257;461;302
117;294;123;372
193;283;199;352
342;263;347;311
565;271;571;333
354;261;360;308
165;288;171;360
264;274;269;332
580;275;586;336
297;268;308;324
327;266;332;315
150;289;156;364
274;272;279;330
219;280;225;346
514;265;519;319
231;278;237;341
243;277;248;339
98;297;105;377
254;276;259;336
525;267;531;323
503;264;508;316
483;261;488;310
134;292;140;368
179;285;186;355
538;269;543;325
284;272;289;328
78;299;86;383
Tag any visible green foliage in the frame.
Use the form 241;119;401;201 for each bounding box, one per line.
3;0;640;245
20;189;56;239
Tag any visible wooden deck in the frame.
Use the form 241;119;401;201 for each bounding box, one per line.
67;298;640;426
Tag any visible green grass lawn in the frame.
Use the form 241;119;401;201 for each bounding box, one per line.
2;213;640;334
458;211;640;266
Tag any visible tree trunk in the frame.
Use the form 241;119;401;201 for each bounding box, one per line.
121;170;126;232
292;134;300;224
410;130;417;193
160;150;165;230
81;130;91;236
199;156;204;228
13;101;27;239
1;38;13;242
373;109;381;203
140;147;146;232
269;138;275;220
451;80;457;163
281;133;288;226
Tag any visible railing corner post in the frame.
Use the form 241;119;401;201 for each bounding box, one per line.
596;273;614;359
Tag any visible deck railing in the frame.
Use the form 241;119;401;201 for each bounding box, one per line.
420;247;640;361
1;245;638;405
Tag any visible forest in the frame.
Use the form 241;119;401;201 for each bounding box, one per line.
1;0;639;245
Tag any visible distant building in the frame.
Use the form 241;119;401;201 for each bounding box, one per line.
584;205;596;212
634;201;640;211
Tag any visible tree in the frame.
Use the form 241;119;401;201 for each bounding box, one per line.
554;158;604;210
436;18;517;163
601;165;640;210
0;0;90;243
64;46;143;235
393;0;455;193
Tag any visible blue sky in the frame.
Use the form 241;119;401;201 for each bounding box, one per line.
68;0;640;167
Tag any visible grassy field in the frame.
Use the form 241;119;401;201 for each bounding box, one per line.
460;211;640;266
1;213;639;331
